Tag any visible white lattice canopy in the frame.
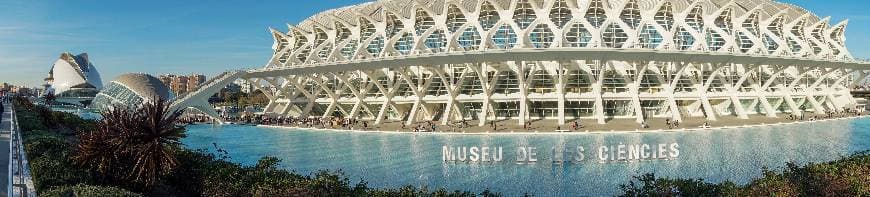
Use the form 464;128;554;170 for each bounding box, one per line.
266;0;852;69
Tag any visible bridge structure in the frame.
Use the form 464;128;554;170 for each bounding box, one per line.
172;0;870;126
169;71;247;124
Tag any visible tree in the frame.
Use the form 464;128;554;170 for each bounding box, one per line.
74;98;186;190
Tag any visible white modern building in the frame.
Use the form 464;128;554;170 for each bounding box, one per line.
44;52;103;105
178;0;870;126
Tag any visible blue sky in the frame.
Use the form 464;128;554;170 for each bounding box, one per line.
0;0;867;87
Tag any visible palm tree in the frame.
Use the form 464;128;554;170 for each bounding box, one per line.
126;98;185;186
74;97;185;189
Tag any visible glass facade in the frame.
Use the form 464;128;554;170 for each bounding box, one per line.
92;75;174;111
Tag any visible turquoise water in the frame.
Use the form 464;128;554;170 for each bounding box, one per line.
182;118;870;196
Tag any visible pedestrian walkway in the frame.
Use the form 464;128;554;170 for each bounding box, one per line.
0;102;12;196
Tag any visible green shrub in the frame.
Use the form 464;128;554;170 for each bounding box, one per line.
619;173;739;197
16;110;47;131
26;140;91;192
41;184;142;197
366;186;481;197
22;130;67;158
620;151;870;196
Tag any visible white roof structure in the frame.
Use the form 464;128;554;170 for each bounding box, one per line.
264;0;852;69
175;0;869;126
47;52;103;96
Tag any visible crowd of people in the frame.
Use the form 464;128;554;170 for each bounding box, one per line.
665;119;681;129
219;115;375;131
787;108;866;121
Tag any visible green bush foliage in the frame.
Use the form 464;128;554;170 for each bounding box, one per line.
619;151;870;196
41;184;142;197
24;132;91;192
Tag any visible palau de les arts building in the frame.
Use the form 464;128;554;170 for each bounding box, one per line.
44;52;103;105
238;0;869;126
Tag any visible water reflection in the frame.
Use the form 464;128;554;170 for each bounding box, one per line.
182;118;868;196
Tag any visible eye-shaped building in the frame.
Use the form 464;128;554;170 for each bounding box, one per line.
92;73;175;111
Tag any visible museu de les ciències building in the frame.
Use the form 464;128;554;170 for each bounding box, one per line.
248;0;869;126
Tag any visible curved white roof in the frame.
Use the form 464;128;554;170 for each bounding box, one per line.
112;73;174;101
48;52;103;95
266;0;851;69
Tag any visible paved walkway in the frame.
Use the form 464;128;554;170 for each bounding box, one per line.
0;103;11;196
259;112;867;134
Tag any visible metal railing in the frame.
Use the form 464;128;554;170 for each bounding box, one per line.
7;104;36;197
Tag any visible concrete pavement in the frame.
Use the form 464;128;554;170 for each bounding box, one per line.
0;103;11;196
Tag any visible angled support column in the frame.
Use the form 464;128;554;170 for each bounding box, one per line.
699;94;718;121
699;63;725;121
287;76;318;118
804;67;842;114
824;93;839;110
273;78;303;116
749;69;777;118
727;63;761;120
805;93;826;114
629;61;649;124
665;62;690;122
728;94;750;119
477;63;500;127
334;72;374;119
782;94;803;116
187;100;224;124
755;93;777;118
784;66;817;116
310;75;341;118
397;67;430;126
367;70;401;125
556;63;567;125
248;78;279;113
431;65;468;125
593;60;606;124
170;70;248;124
512;61;531;126
753;65;777;117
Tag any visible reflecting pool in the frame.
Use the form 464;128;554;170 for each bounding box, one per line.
182;118;870;196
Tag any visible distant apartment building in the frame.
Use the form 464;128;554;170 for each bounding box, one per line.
187;75;206;93
158;74;207;96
